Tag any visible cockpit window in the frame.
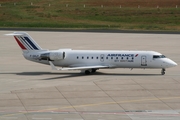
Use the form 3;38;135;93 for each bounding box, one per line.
161;55;166;58
153;55;166;59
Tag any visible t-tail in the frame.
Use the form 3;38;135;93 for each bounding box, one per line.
6;32;42;52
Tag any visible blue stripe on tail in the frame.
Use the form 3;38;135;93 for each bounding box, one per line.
20;37;33;50
24;37;39;50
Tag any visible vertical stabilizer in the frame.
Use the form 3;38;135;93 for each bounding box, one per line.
6;32;42;52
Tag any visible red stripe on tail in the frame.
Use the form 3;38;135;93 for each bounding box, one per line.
14;36;27;50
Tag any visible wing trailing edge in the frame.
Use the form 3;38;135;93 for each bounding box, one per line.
49;61;108;71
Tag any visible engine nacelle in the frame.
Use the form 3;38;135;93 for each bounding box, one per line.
40;51;65;61
49;51;64;60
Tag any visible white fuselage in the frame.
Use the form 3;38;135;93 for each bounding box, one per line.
23;49;177;69
6;32;177;75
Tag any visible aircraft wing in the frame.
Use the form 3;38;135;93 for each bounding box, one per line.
49;61;109;71
61;65;108;70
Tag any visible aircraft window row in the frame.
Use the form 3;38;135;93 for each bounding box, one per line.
153;55;166;59
77;56;98;59
77;56;134;60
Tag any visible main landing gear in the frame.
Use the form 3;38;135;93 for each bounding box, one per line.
161;68;165;75
85;69;97;75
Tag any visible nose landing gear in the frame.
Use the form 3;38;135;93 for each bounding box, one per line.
161;68;165;75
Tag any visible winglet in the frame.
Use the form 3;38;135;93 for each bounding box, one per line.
49;61;61;70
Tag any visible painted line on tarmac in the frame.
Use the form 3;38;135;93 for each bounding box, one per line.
38;96;180;112
1;96;180;118
32;118;52;120
0;117;17;119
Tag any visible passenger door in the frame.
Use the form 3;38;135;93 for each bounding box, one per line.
100;54;104;62
141;56;147;66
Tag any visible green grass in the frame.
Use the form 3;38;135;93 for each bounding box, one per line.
0;0;180;30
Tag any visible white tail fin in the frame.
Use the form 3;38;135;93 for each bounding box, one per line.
6;32;42;51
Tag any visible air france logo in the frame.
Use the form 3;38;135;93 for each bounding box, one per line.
107;54;134;57
107;54;135;62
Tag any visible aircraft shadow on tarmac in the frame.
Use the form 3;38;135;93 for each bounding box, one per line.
0;72;161;80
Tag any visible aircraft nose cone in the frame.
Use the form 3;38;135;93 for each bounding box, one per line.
164;59;178;68
173;62;177;66
169;60;177;67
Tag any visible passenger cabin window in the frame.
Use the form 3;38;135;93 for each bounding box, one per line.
96;57;98;59
106;57;108;59
92;57;93;59
87;57;89;59
77;56;79;59
82;56;84;59
153;55;166;59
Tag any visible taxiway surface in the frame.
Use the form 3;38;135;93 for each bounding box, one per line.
0;31;180;120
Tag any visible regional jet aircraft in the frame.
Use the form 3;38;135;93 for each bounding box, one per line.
6;32;177;75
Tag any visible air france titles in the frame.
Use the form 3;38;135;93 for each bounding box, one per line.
107;54;134;62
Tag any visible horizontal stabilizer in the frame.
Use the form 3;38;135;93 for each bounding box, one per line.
5;33;23;36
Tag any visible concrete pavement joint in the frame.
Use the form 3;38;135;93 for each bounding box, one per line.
1;96;180;118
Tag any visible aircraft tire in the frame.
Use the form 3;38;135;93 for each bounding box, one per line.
161;68;165;75
85;70;91;75
161;71;165;75
91;69;97;73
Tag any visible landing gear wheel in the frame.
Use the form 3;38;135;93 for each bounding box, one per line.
91;69;97;73
161;71;165;75
161;68;165;75
85;70;91;75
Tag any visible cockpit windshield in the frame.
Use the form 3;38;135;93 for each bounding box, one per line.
153;55;166;59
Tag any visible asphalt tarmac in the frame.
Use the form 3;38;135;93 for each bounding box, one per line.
0;31;180;120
